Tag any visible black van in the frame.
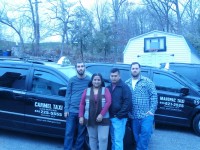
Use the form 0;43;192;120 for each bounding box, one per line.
86;63;200;136
0;59;77;138
160;62;200;87
0;58;134;150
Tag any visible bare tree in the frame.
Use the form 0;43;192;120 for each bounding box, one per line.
47;0;77;57
28;0;40;56
111;0;127;62
0;2;25;54
71;6;94;61
92;0;113;59
143;0;175;32
183;0;200;51
183;0;200;33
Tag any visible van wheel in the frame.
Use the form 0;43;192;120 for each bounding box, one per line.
193;113;200;136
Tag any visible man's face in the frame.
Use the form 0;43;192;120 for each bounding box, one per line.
131;64;140;78
110;71;120;84
76;63;85;76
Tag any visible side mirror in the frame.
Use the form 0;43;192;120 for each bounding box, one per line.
180;87;189;96
58;87;67;96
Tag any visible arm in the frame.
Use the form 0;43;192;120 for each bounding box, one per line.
100;88;111;116
79;89;87;117
65;79;72;112
79;89;87;125
148;81;158;114
64;79;73;117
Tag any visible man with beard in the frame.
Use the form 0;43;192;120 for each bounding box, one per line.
64;62;90;150
126;62;158;150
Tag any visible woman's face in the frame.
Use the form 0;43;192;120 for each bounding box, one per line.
92;76;102;88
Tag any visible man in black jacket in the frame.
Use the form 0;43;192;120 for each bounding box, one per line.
107;68;132;150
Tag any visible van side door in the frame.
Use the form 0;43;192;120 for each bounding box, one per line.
25;67;67;137
151;71;195;126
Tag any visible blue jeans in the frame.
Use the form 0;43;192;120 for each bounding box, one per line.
110;118;127;150
64;112;86;150
131;115;154;150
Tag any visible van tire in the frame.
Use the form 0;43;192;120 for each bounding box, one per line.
193;113;200;136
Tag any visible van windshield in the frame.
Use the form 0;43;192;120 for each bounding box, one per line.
173;71;200;92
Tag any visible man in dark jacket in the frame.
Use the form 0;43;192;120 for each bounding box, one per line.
107;68;132;150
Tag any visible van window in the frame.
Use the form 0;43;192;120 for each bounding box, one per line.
172;66;200;86
87;65;112;81
31;70;66;96
119;69;131;81
141;71;148;78
0;67;28;90
153;73;184;93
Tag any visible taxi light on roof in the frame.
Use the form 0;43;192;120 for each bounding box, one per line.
164;62;169;69
57;56;71;66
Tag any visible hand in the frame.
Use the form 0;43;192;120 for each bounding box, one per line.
146;111;154;116
96;114;103;122
64;112;69;118
79;117;84;125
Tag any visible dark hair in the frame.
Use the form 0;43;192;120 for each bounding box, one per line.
130;62;141;68
75;62;85;68
110;68;120;74
88;73;105;87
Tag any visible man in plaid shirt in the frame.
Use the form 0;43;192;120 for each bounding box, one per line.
126;62;158;150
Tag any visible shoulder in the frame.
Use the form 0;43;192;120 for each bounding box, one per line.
70;76;77;80
141;76;152;82
68;76;77;82
119;80;130;90
105;87;110;92
140;76;155;85
85;75;91;81
85;88;91;95
125;78;132;84
119;80;128;87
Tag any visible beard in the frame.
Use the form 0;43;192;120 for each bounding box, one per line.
131;72;140;78
77;70;85;76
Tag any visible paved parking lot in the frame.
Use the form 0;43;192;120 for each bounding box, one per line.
0;124;200;150
149;124;200;150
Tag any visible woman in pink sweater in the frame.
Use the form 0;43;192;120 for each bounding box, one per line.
79;73;111;150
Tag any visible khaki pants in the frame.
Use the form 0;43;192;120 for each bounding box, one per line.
87;125;109;150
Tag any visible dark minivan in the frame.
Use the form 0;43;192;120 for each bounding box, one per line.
86;63;200;136
0;59;75;138
160;62;200;87
0;59;134;150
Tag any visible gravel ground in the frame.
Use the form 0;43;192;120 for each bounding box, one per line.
0;124;200;150
149;124;200;150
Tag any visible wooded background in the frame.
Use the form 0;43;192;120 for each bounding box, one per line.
0;0;200;63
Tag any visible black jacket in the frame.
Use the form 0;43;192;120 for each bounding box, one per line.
107;79;132;119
